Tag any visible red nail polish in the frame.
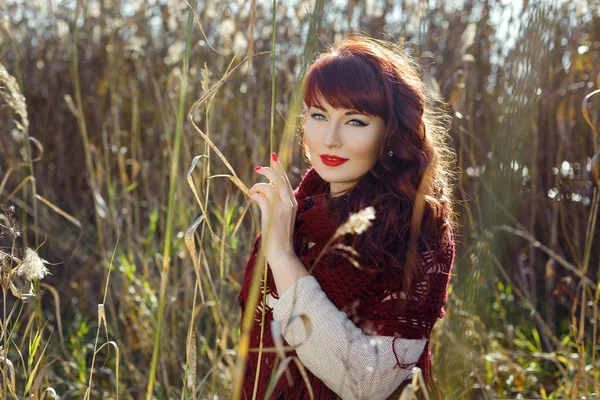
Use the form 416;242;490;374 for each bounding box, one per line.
254;166;261;171
271;153;278;162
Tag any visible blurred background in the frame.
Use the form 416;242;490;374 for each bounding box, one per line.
0;0;599;398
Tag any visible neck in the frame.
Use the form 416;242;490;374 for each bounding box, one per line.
329;182;353;198
328;185;350;199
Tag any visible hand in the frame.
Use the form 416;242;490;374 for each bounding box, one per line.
248;152;298;265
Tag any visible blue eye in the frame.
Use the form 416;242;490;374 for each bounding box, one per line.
349;119;368;127
310;113;326;121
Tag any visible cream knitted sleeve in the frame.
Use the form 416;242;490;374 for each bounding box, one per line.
267;275;426;400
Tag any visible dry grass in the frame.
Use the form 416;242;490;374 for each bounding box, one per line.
0;0;599;399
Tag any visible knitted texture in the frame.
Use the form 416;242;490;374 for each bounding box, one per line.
268;275;427;399
237;167;455;399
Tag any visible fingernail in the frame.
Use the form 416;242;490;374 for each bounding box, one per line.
271;153;278;162
254;166;261;171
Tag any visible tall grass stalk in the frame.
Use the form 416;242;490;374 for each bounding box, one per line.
185;57;272;400
269;0;276;159
84;236;120;400
13;62;41;335
0;60;29;398
2;290;8;397
70;0;104;250
0;56;44;339
145;2;195;399
588;89;600;391
180;61;215;400
247;1;280;398
279;0;324;164
236;2;326;398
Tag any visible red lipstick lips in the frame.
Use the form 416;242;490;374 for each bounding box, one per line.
320;154;349;167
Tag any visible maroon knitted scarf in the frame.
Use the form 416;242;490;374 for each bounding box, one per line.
238;167;455;399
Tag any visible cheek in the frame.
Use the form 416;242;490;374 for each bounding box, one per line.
351;136;381;161
358;126;386;162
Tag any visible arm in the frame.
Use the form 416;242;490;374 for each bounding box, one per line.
267;275;426;400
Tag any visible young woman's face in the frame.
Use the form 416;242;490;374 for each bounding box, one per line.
304;100;387;197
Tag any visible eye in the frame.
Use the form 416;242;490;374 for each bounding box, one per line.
310;113;327;121
348;119;368;127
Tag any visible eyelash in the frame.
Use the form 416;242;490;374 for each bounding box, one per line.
310;113;368;127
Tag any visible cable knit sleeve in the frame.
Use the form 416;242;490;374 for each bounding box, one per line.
267;275;426;400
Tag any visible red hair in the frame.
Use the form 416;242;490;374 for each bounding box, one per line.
301;35;457;306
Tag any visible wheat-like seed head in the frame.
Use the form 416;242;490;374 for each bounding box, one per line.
0;61;29;137
0;268;9;291
201;62;211;95
335;206;376;237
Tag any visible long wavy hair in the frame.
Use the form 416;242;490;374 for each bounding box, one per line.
300;35;458;306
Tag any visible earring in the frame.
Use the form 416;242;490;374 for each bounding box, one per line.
388;149;393;157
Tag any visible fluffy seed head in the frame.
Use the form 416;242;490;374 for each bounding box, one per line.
17;248;50;281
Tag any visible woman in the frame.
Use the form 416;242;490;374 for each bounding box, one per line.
238;35;457;400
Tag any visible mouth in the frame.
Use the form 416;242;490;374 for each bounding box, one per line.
319;154;349;167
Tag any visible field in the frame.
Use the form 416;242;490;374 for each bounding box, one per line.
0;0;599;398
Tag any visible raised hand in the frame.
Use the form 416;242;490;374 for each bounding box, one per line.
248;152;298;265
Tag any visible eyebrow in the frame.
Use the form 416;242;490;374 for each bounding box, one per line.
313;106;366;116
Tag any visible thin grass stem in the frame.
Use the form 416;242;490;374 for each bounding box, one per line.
145;2;195;399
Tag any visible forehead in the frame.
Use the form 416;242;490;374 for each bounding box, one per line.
303;57;388;120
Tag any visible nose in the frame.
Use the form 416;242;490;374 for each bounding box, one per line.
322;122;341;149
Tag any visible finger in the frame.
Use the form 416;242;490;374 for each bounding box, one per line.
249;182;275;203
270;152;294;195
250;192;273;233
254;167;289;203
249;192;269;216
270;153;297;242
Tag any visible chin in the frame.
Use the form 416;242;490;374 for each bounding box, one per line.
315;170;356;188
313;165;341;181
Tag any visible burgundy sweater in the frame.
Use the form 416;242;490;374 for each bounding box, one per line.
238;167;455;399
